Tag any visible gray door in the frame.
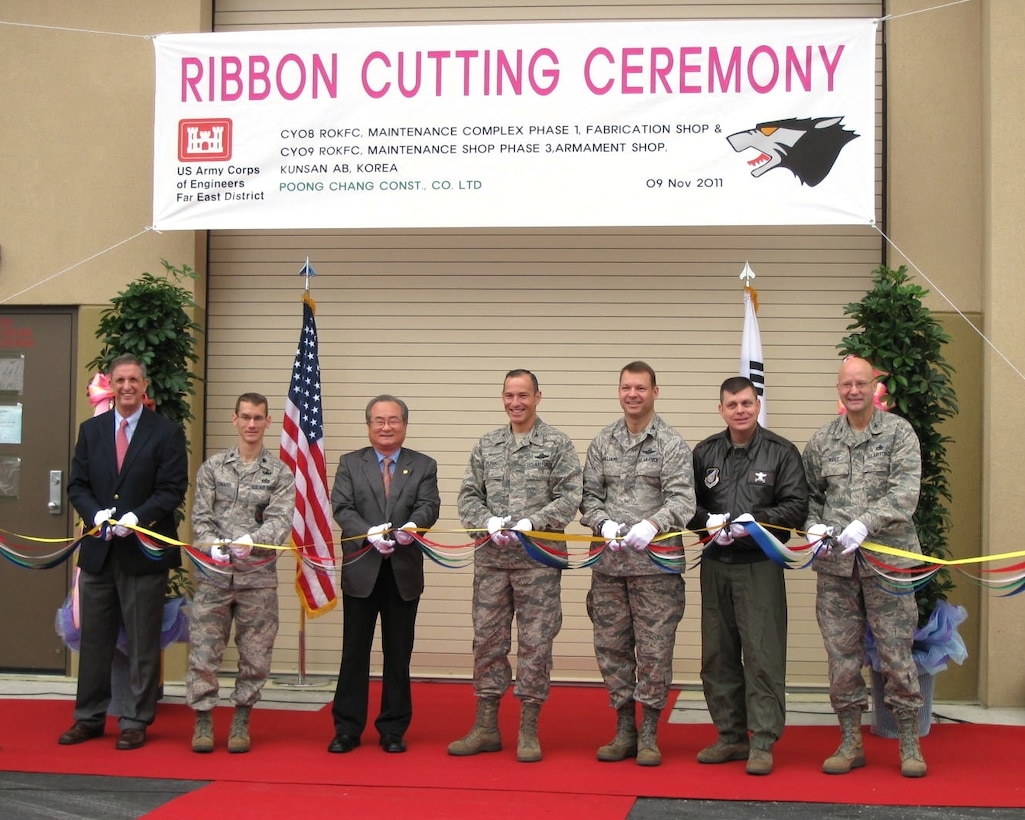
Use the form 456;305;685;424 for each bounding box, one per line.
0;309;75;672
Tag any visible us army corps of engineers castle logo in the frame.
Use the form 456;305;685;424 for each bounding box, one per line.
178;118;233;162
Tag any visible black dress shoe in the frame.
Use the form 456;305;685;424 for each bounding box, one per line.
380;735;406;753
115;727;146;750
58;721;104;745
328;734;361;753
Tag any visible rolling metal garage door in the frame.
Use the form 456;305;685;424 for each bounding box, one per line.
205;0;884;686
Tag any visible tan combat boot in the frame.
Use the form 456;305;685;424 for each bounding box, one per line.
636;705;662;767
696;737;750;764
191;710;214;753
822;707;865;774
448;698;502;756
227;705;252;754
517;701;542;763
895;710;927;778
596;702;637;762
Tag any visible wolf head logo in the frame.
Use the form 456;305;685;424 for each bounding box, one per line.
726;116;858;187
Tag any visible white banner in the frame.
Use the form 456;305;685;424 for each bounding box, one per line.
152;19;877;230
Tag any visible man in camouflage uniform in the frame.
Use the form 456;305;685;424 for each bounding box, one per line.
187;392;294;754
450;369;582;763
580;361;695;767
803;356;927;778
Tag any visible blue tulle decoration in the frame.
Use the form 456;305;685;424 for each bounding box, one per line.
55;594;190;653
865;599;968;676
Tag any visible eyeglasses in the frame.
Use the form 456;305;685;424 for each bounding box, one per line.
838;380;875;391
369;417;405;428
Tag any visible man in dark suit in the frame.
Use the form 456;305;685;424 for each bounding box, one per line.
61;353;188;750
328;394;441;754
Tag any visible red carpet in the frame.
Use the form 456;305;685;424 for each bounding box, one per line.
146;782;635;819
2;682;1023;816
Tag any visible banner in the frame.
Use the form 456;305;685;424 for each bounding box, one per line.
153;19;877;230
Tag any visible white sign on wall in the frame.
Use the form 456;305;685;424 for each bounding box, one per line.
152;19;877;230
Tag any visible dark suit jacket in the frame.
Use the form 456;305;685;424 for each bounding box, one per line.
331;446;441;600
68;408;189;575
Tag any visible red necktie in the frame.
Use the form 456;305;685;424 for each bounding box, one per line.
382;456;393;498
116;418;130;472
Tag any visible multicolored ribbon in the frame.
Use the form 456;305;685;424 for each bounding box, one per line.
8;516;1025;598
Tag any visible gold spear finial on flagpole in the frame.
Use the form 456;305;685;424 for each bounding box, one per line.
299;256;316;292
739;260;759;312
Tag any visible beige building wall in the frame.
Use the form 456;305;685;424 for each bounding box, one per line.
979;0;1025;707
3;0;1022;703
887;0;1025;706
0;1;212;678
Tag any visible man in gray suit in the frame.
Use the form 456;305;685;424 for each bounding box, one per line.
328;394;441;754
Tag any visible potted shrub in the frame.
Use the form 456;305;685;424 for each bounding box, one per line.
87;258;201;606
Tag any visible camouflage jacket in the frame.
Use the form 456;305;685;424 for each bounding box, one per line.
458;417;582;570
191;446;295;589
803;409;923;576
580;414;695;577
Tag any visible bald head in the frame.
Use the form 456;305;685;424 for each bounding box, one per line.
837;356;877;426
839;356;873;383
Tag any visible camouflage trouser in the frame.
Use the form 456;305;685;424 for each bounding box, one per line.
471;564;563;703
185;582;279;711
587;571;686;711
816;565;922;714
700;558;787;750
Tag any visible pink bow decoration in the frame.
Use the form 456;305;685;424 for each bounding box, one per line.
88;373;114;416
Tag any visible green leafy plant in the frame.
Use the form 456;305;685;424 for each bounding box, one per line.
839;264;959;625
165;567;194;600
87;259;202;598
87;259;201;426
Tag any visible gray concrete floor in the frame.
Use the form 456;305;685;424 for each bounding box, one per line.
0;772;205;820
628;801;1025;819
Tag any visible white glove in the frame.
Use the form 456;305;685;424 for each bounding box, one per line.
706;513;733;546
210;543;232;565
511;518;532;534
394;522;417;545
600;520;624;551
729;512;755;540
93;508;115;541
806;523;833;544
623;519;658;551
112;511;138;538
487;515;514;547
367;522;396;555
229;533;253;559
839;520;869;556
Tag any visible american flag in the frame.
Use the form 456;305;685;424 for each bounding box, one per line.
280;291;337;617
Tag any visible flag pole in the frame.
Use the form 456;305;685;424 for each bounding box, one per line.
275;256;337;689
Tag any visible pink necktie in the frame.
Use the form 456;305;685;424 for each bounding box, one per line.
382;456;393;498
116;418;130;472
